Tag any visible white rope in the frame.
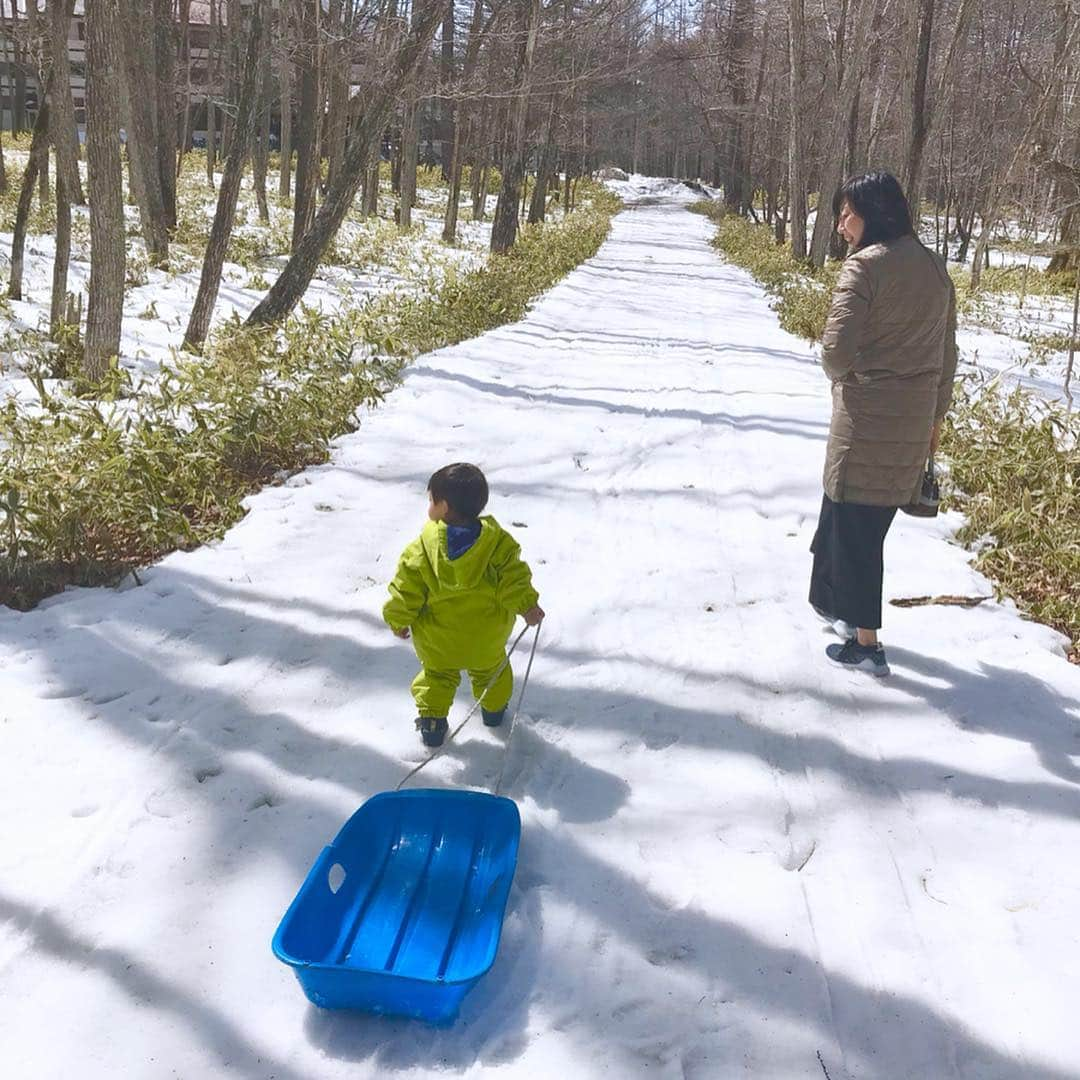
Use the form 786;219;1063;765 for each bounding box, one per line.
395;623;540;792
494;624;540;797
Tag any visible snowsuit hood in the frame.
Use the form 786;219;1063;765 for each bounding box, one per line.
383;515;539;672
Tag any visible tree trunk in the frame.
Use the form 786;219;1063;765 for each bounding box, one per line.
50;169;72;338
8;90;51;301
491;0;541;255
398;97;419;229
50;0;85;207
442;114;468;242
901;0;935;205
903;0;976;202
724;0;753;211
38;148;49;205
207;0;218;186
222;0;241;158
247;0;444;326
84;0;126;382
291;0;320;250
13;33;27;134
363;153;380;217
527;99;557;225
177;0;193;177
440;0;455;179
252;42;271;222
184;5;266;351
787;0;808;260
808;0;876;267
278;34;293;199
325;0;349;193
153;0;179;229
118;0;170;265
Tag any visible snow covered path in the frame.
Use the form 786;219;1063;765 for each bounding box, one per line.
3;196;1080;1080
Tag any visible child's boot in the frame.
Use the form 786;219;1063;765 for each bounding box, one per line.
481;707;506;728
416;716;449;747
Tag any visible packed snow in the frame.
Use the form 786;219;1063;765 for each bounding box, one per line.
2;179;1080;1079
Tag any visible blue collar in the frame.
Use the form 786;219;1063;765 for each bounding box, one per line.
446;520;482;560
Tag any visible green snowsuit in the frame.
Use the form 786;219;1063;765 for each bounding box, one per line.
383;516;540;719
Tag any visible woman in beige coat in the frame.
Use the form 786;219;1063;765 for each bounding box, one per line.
809;172;958;675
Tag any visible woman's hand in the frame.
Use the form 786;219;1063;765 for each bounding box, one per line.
522;605;545;626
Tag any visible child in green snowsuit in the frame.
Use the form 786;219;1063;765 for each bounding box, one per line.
383;463;545;747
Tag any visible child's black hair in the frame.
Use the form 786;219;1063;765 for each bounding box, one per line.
428;463;489;521
831;171;914;248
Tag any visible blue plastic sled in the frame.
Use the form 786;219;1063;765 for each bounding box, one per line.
272;788;521;1024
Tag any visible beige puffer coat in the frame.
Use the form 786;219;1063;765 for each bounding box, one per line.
820;234;958;506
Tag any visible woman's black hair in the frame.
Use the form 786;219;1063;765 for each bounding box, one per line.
832;172;914;248
428;462;489;521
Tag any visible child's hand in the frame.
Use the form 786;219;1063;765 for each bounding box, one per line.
522;605;545;627
393;627;411;639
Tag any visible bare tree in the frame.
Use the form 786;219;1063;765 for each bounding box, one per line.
248;0;445;325
184;4;267;350
48;0;84;207
84;0;126;382
153;0;179;229
807;0;875;267
118;0;170;264
291;0;321;249
491;0;541;254
8;82;51;301
787;0;808;259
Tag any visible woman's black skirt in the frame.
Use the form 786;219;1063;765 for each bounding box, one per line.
809;494;897;630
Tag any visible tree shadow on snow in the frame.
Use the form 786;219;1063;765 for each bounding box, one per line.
527;642;1080;825
887;648;1080;787
407;365;828;441
0;892;312;1080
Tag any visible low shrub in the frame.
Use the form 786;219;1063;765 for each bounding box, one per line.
943;380;1080;657
0;191;621;608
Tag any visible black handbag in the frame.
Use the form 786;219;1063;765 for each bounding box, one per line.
901;456;940;518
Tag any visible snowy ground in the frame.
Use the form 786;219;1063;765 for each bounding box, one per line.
3;185;1080;1079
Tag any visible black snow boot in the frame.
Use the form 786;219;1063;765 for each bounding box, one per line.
416;716;449;747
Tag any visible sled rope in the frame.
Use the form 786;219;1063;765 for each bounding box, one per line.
396;623;540;792
494;624;540;797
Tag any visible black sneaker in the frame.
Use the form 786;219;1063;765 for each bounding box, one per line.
481;707;506;728
416;716;449;747
826;637;890;676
